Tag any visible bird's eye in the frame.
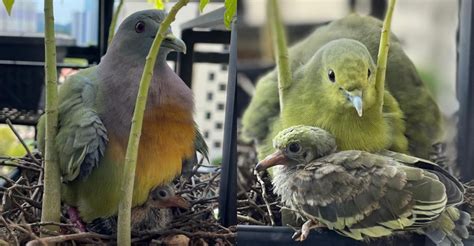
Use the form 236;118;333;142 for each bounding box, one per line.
367;69;371;78
158;190;168;198
288;142;301;153
135;21;145;33
328;69;336;82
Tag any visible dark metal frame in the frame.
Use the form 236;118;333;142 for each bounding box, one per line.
219;18;237;227
177;7;230;88
176;6;237;227
456;0;474;182
0;0;113;126
67;0;113;64
237;226;434;246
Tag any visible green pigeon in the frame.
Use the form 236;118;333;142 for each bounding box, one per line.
87;184;190;234
37;9;207;225
242;14;442;160
256;125;469;245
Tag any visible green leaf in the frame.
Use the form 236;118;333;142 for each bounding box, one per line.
2;0;14;15
224;0;236;29
148;0;167;10
199;0;209;12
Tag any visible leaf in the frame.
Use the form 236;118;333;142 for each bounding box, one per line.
199;0;210;12
148;0;167;10
2;0;14;15
224;0;236;29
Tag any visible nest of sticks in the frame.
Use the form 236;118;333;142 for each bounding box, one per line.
236;132;282;227
0;122;235;245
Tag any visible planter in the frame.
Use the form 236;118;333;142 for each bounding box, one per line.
236;225;460;246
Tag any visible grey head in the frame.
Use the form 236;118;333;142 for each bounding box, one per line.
106;9;186;61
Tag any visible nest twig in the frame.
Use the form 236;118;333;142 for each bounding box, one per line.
236;132;281;227
0;123;235;245
0;156;236;245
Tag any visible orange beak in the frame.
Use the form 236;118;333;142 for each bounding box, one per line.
255;150;289;172
158;195;191;209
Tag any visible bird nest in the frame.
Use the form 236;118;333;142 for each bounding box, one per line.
236;134;282;227
0;125;235;245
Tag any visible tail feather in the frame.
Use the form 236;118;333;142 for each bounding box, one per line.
182;127;209;178
194;128;209;163
422;207;470;246
87;217;117;235
453;210;470;239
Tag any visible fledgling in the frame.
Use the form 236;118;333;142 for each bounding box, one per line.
257;125;469;245
37;9;207;224
87;185;190;234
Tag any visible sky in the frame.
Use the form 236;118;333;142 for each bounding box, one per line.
33;0;96;25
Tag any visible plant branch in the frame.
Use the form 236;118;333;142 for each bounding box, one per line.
267;0;291;112
40;0;61;234
107;0;124;45
375;0;397;108
117;1;190;245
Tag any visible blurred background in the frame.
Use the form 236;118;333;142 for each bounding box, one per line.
0;0;230;177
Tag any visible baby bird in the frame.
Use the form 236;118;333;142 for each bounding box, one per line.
87;184;190;234
256;125;470;245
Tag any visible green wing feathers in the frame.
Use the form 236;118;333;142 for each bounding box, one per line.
241;71;280;143
55;108;108;182
379;149;464;206
181;126;209;178
37;68;109;182
194;127;209;163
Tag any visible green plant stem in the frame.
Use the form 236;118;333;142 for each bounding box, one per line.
375;0;397;109
267;0;291;113
116;0;189;244
40;0;61;234
108;0;124;45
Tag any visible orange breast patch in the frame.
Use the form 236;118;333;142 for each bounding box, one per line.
132;104;195;206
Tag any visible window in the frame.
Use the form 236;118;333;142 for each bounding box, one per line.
217;103;225;110
207;92;213;101
208;72;215;81
219;83;226;91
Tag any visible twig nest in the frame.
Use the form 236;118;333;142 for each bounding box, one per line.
195;238;208;246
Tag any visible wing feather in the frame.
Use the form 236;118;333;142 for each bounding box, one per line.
50;69;109;182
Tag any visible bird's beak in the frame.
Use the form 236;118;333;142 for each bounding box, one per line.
255;150;288;171
162;33;187;54
159;195;191;209
345;90;363;117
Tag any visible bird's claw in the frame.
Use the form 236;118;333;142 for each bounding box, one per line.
291;219;323;242
292;229;309;241
67;207;87;232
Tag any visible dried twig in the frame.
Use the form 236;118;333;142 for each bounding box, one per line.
5;119;40;165
0;154;234;245
237;214;265;225
25;232;112;246
254;170;275;225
